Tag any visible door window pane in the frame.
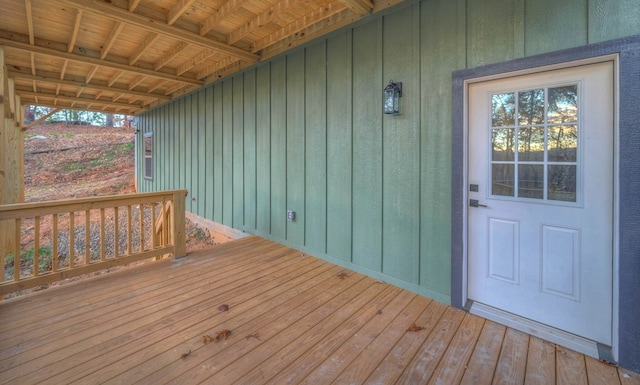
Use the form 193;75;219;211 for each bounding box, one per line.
489;84;580;204
548;85;578;123
518;127;545;161
492;128;515;161
492;164;514;196
518;164;544;199
518;89;545;125
548;125;577;162
492;93;515;127
548;165;577;202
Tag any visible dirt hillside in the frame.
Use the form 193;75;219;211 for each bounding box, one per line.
24;123;216;251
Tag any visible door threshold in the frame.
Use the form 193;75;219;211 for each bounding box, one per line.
469;301;604;359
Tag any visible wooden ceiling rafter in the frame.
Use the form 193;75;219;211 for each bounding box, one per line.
101;21;126;60
2;0;385;115
129;33;160;66
0;33;203;86
227;0;299;45
168;0;198;25
56;0;259;63
17;89;145;111
199;0;244;36
154;41;189;71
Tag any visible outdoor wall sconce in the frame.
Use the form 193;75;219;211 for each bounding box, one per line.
383;80;402;115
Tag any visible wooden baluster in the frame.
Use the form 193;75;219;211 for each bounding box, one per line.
14;218;21;282
127;205;132;256
69;212;74;269
52;213;58;272
100;208;105;261
151;202;157;249
139;204;145;252
85;210;90;265
114;207;119;259
163;200;169;246
34;216;40;277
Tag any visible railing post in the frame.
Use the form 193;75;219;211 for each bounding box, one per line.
171;190;186;258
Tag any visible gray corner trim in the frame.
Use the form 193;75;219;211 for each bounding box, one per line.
451;34;640;373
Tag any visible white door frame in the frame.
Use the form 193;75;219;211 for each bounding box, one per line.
461;54;620;360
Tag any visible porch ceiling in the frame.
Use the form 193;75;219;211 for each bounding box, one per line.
0;0;397;116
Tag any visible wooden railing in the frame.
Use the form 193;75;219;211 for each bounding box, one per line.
0;190;187;297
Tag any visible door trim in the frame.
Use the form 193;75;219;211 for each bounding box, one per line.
455;54;619;360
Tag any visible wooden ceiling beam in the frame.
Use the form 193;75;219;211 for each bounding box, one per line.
57;0;259;63
200;0;244;36
9;71;171;101
0;32;202;85
253;3;347;52
129;32;160;66
24;0;34;45
128;0;142;13
154;41;188;71
69;9;83;53
101;22;125;60
16;89;145;111
168;0;197;26
176;49;215;76
20;98;136;115
261;8;356;59
336;0;373;15
227;0;299;45
196;57;238;80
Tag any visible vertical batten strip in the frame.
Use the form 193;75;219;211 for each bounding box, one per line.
13;219;20;281
85;210;90;264
69;212;74;269
34;216;40;277
100;208;105;261
52;214;58;272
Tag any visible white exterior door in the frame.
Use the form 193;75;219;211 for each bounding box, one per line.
467;61;614;346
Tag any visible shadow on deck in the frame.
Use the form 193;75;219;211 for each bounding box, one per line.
0;236;638;384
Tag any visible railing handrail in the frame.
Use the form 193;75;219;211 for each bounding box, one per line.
0;190;188;219
0;190;188;298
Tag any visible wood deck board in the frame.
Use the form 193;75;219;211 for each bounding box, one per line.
0;236;637;385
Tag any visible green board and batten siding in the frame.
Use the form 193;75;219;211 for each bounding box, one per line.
137;0;640;303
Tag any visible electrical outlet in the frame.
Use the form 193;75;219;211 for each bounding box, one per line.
287;210;295;222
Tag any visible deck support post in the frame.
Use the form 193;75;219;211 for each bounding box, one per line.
171;190;186;257
0;46;25;274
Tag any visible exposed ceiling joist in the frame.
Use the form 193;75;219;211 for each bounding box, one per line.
129;32;160;66
9;71;171;101
56;0;259;63
168;0;197;26
154;41;189;71
200;0;244;36
337;0;373;16
17;89;145;111
24;0;34;45
0;33;203;86
68;9;83;53
101;22;125;60
227;0;298;45
128;0;142;12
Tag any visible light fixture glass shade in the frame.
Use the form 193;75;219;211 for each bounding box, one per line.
383;80;402;115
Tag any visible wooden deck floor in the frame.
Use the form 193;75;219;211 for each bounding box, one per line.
1;236;638;385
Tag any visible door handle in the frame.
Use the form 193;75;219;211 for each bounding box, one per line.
470;199;488;208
